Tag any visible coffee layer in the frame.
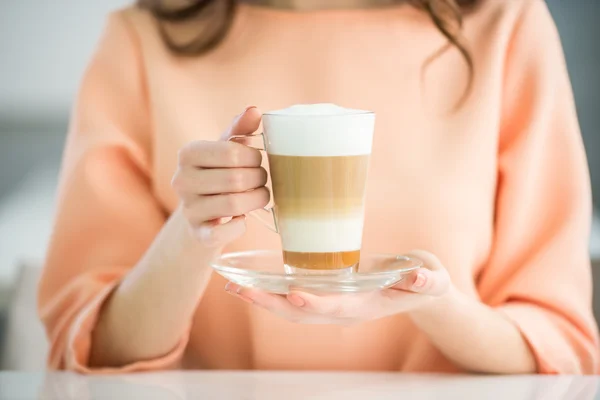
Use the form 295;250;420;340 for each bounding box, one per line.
283;250;360;270
269;154;369;219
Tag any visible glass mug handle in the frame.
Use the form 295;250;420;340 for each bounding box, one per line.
227;133;279;233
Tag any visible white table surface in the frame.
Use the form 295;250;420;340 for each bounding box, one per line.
0;372;599;400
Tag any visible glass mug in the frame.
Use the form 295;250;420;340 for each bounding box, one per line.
229;104;375;275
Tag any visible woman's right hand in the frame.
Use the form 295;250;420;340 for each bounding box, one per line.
89;107;267;368
171;106;269;248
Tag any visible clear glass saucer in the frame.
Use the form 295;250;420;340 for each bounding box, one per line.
210;250;422;294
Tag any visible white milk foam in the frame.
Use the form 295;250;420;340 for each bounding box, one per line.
267;103;368;116
278;216;364;253
263;103;375;157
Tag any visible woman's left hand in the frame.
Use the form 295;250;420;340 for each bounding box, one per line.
224;250;452;324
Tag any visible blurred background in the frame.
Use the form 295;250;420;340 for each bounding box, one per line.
0;0;599;370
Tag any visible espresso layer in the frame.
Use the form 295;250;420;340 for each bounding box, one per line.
269;154;369;218
283;250;360;270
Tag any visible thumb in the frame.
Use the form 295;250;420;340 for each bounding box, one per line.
391;250;450;297
221;106;263;142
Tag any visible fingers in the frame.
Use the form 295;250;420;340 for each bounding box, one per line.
184;187;270;223
193;216;247;247
177;140;262;169
173;107;266;248
172;166;268;196
286;291;371;320
225;283;308;322
225;284;363;324
391;250;450;297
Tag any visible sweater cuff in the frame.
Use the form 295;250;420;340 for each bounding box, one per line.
498;302;585;374
65;281;189;374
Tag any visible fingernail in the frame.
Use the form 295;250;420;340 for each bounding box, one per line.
412;272;427;290
225;283;254;304
244;105;257;113
288;294;305;307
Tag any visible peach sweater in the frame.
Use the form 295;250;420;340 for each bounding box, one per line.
38;0;599;374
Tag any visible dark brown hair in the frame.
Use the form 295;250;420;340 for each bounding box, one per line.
139;0;477;106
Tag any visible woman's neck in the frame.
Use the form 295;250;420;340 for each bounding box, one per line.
259;0;398;10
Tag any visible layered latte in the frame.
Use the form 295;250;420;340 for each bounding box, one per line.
263;104;375;274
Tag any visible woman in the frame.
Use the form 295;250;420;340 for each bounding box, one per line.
38;0;599;374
